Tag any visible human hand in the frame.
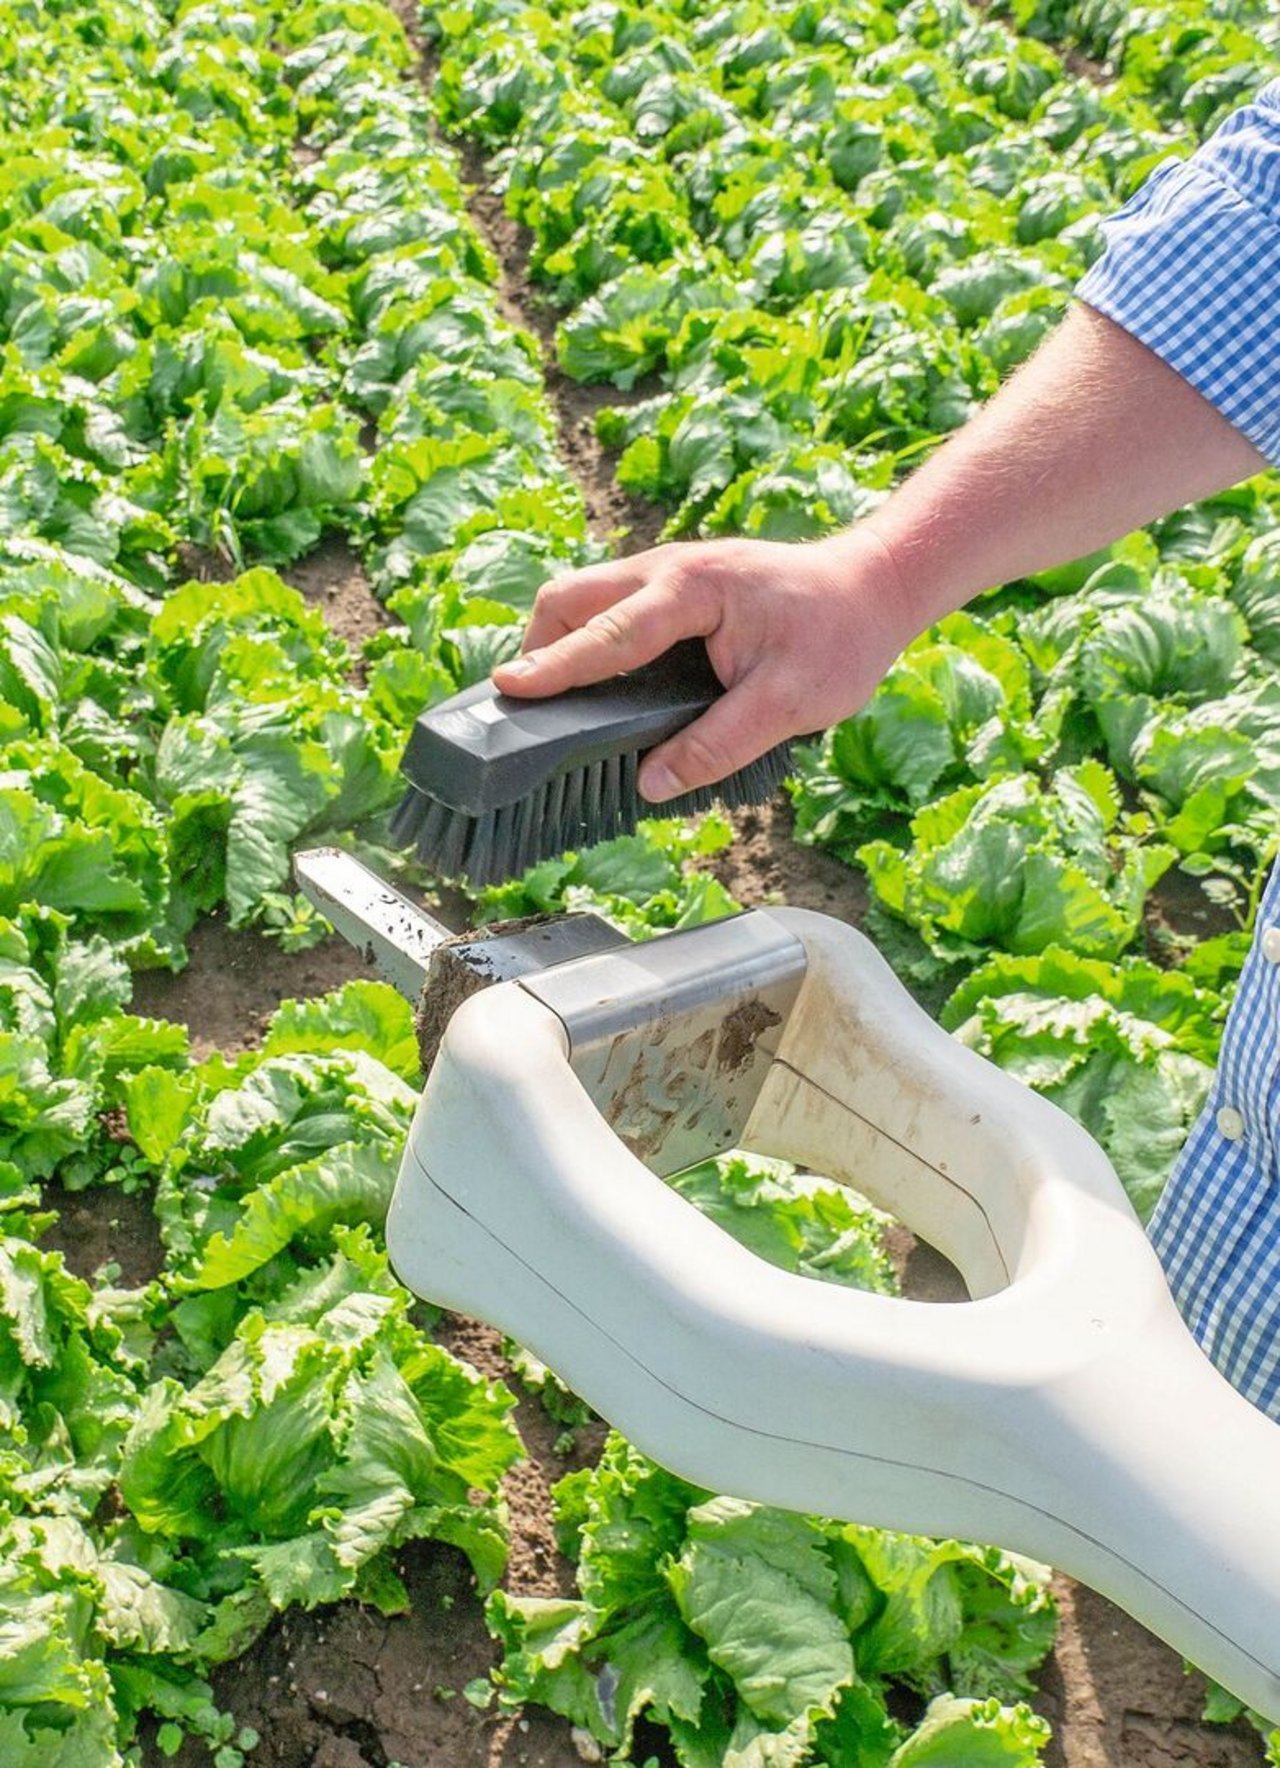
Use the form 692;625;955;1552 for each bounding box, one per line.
491;530;917;802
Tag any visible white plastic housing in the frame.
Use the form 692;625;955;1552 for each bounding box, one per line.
385;907;1280;1721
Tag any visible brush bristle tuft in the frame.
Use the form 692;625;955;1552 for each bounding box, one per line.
396;739;794;887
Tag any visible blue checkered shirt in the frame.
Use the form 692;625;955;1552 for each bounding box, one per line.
1078;85;1280;1418
1078;79;1280;464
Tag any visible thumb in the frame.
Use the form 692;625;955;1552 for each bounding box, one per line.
639;683;787;801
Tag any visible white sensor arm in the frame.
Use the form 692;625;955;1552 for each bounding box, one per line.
385;907;1280;1721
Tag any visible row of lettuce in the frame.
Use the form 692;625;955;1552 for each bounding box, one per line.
0;0;1075;1764
2;1;553;1761
995;0;1279;126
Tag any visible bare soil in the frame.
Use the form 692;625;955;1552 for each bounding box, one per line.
130;912;381;1058
178;1318;608;1768
43;1181;165;1289
455;138;669;559
972;0;1111;85
287;536;394;665
1145;860;1246;955
1039;1581;1265;1768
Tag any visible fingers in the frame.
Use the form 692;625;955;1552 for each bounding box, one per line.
520;556;654;653
639;679;788;802
494;579;713;698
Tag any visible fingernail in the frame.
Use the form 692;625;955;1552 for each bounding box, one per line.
500;654;536;676
640;762;679;802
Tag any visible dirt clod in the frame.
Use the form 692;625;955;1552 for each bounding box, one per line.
716;997;782;1073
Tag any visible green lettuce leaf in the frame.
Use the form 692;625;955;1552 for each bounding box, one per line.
489;1436;1053;1766
858;767;1174;963
943;946;1217;1218
120;1231;518;1635
889;1694;1050;1765
668;1154;893;1294
477;815;738;938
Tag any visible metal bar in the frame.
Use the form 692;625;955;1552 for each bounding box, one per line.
293;847;453;1001
521;912;806;1176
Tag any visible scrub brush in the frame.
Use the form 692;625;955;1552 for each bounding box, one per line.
390;639;794;887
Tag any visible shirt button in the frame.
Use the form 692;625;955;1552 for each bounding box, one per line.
1216;1106;1246;1142
1263;925;1280;963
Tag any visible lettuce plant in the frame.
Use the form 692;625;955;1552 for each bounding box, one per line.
858;763;1174;963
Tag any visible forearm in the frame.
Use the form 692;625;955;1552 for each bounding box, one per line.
853;302;1267;638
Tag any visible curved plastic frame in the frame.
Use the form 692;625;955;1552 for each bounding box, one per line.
386;907;1280;1719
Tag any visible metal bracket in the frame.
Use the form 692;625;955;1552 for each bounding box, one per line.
520;912;807;1177
295;848;808;1176
295;847;628;1002
294;847;451;1000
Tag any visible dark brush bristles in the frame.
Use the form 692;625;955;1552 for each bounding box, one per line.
394;737;796;889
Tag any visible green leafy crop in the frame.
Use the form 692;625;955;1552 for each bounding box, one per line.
489;1437;1055;1766
7;0;1280;1761
858;764;1175;964
943;947;1219;1219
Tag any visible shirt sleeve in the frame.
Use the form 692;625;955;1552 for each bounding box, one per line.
1076;80;1280;464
